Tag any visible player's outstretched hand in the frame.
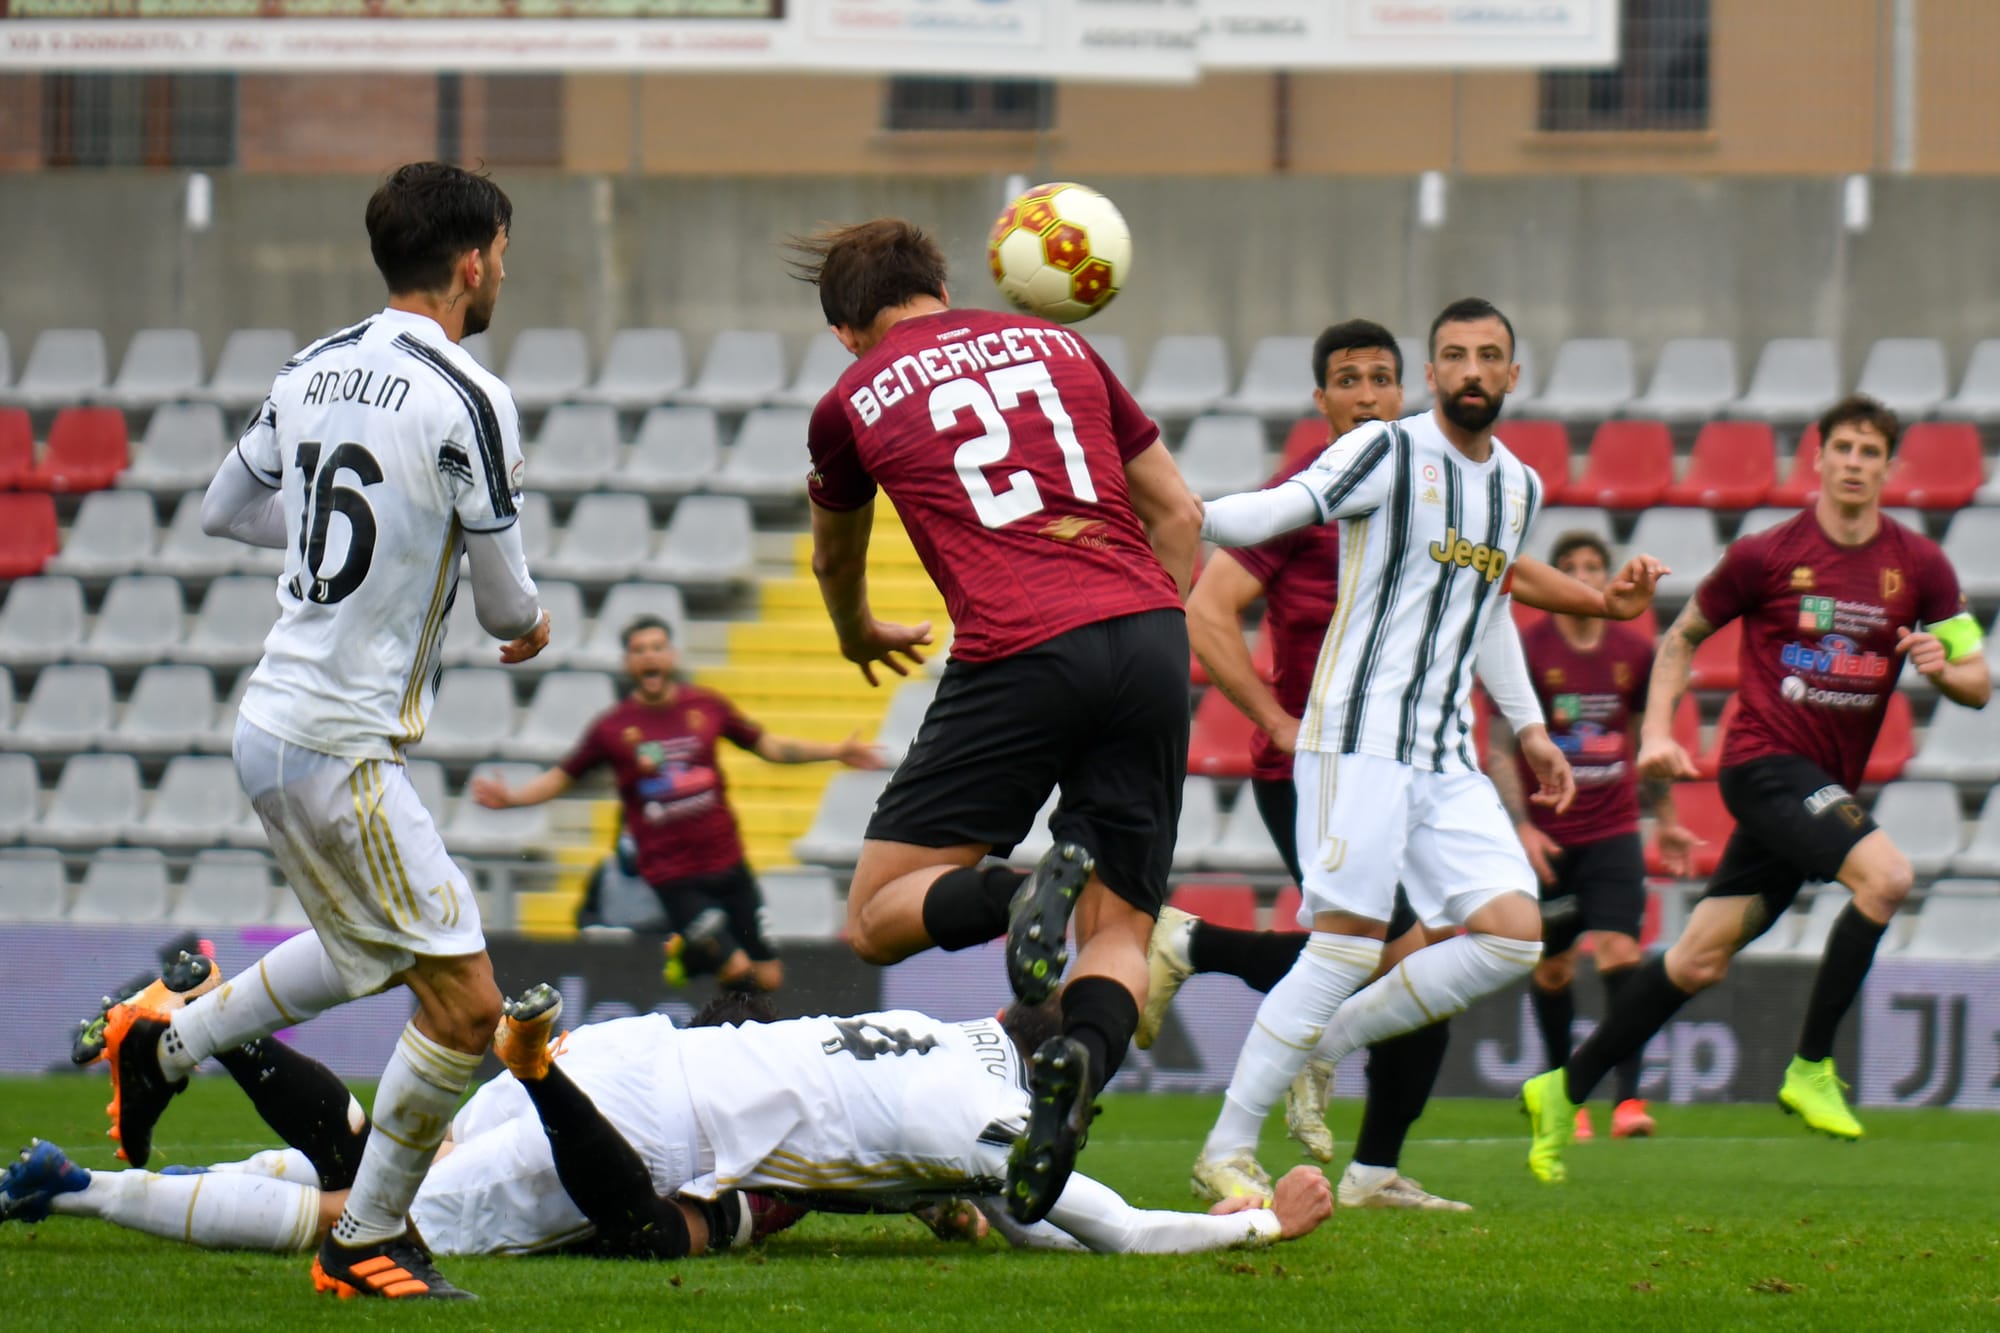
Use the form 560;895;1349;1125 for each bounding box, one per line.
1654;822;1707;879
841;618;933;687
1895;626;1948;679
1603;555;1668;621
470;774;514;809
500;609;552;664
1520;726;1577;816
1516;822;1563;885
1636;731;1700;782
1270;1166;1333;1240
913;1198;989;1243
835;731;891;771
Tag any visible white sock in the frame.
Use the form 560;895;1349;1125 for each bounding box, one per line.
333;1022;482;1246
1312;933;1542;1065
209;1148;319;1183
1203;933;1383;1158
52;1169;320;1252
160;931;356;1080
1343;1161;1396;1190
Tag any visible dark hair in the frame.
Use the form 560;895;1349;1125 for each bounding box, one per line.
1311;319;1403;389
999;998;1064;1058
364;162;512;296
787;219;949;331
622;615;673;649
691;987;779;1028
1817;393;1901;457
1427;297;1516;361
1549;530;1612;571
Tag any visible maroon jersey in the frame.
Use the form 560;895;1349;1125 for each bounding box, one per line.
807;309;1180;662
1696;510;1962;790
1231;450;1341;781
560;686;764;885
1516;618;1654;845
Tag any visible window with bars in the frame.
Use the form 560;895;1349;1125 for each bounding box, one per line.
884;77;1056;133
42;73;236;167
1538;0;1710;132
438;73;564;168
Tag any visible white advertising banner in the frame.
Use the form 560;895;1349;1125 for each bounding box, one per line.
1199;0;1620;69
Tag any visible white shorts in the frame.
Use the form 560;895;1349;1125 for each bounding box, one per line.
1292;750;1535;931
234;717;483;994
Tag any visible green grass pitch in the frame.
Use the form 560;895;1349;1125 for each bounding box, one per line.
3;1074;1999;1330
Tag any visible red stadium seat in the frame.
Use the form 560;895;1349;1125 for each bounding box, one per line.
1270;886;1307;932
0;492;59;578
1768;426;1820;507
1883;423;1983;510
1188;686;1257;779
1500;420;1573;503
1695;693;1741;779
1664;422;1776;510
0;409;31;489
1864;692;1914;784
1648;780;1732;877
1689;617;1742;690
1571;420;1673;509
1167;883;1258;931
20;407;128;493
1280;417;1328;472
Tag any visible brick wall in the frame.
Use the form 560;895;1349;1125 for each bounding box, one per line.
236;74;437;174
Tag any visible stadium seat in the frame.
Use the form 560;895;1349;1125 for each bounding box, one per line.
1941;509;2000;599
1495;338;1538;417
1952;793;2000;876
1938;339;2000;423
404;759;450;820
772;334;851;409
1765;426;1821;507
1166;882;1257;931
680;330;786;412
81;574;184;668
1529;339;1635;421
1209;790;1287;875
0;407;31;488
21;407;128;492
644;494;755;593
120;403;230;498
1524;505;1614;555
7;328;107;410
1734;505;1804;540
459;332;494;370
0;492;59;579
0;847;68;920
1904;697;2000;784
1269;885;1308;932
174;575;280;668
1781;888;1854;958
502;327;591;412
0;575;85;666
135;754;256;850
0;663;12;734
1278;417;1327;472
37;753;143;849
1188;687;1256;779
1903;884;2000;959
1134;335;1230;420
70;848;171;924
1217;335;1315;420
1570;420;1672;509
1497;420;1572;502
793;770;893;867
538;493;653;585
47;490;157;579
0;331;11;395
1688;616;1742;690
12;663;112;758
575;328;688;410
502;671;617;764
711;408;811;500
1631;337;1738;422
760;869;844;941
441;762;552;856
1172;777;1223;872
524;404;621;496
146;490;252;579
1625;509;1721;599
1870;780;1964;878
1176;415;1271;500
174;849;276;926
1730;338;1839;423
875;677;939;764
613;407;722;500
1863;692;1914;784
1084;333;1131;385
576;583;688;672
443;577;581;671
107;328;204;410
1662;422;1776;510
1397;336;1435;414
514;490;556;566
413;668;516;762
1694;693;1741;779
0;749;31;842
200;329;295;412
1648;780;1730;877
113;664;217;755
1855;337;1950;419
1882;423;1983;510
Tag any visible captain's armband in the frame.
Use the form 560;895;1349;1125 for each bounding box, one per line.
1927;612;1983;663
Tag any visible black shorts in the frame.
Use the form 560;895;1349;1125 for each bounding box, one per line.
1702;755;1879;924
1539;830;1646;956
648;862;777;964
867;609;1190;917
1251;775;1420;940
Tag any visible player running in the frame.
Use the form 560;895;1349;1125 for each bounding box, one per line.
97;162;546;1299
791;219;1204;1223
1520;393;1990;1181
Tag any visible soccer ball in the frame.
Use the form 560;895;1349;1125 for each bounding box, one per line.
986;182;1131;324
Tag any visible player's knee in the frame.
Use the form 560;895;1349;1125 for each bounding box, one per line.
1666;943;1728;991
1534;955;1574;991
1595;933;1643;971
846;924;902;967
1466;889;1543;942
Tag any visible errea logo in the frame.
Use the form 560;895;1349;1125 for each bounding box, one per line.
1428;527;1509;583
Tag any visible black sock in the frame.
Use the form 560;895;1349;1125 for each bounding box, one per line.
212;1037;370;1191
1530;981;1575;1071
1599;966;1644;1103
920;865;1027;952
1351;1019;1451;1169
1565;955;1693;1106
518;1062;692;1258
1797;903;1888;1063
1060;975;1140;1099
1186;923;1309;993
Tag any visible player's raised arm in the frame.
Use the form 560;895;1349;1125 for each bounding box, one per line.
1201;421;1392;548
1123;439;1204;598
1187;552;1295;749
1512;553;1667;622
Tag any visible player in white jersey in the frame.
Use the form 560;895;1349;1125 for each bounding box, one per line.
1186;298;1585;1202
98;163;547;1301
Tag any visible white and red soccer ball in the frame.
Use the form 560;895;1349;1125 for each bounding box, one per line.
987;182;1131;325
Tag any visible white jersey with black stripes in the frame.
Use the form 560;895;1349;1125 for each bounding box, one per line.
234;307;531;761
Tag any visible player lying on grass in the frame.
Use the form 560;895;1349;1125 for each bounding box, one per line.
17;974;1330;1258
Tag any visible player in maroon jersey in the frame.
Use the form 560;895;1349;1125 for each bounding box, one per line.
1489;531;1702;1144
789;218;1205;1224
1522;394;1991;1182
471;616;886;994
